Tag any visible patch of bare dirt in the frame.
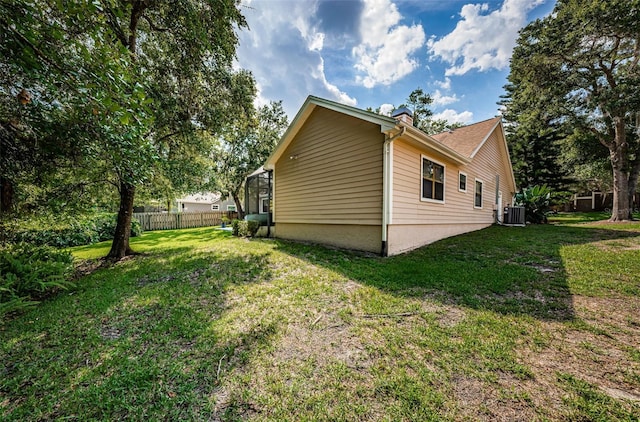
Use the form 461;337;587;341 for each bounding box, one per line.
420;302;467;328
100;326;123;340
514;294;640;418
585;220;638;226
452;374;538;421
73;258;105;279
272;313;371;371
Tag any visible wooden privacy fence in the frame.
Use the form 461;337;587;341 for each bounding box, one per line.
133;211;238;231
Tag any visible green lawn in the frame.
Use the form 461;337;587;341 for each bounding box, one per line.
2;215;640;421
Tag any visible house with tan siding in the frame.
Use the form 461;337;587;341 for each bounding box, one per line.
262;95;517;256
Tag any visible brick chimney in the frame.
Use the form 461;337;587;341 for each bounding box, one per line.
391;107;413;126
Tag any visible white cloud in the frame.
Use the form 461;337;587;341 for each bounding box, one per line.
379;103;395;116
314;57;357;106
435;77;452;90
308;32;325;51
353;0;426;88
428;0;545;76
293;14;325;51
236;0;356;117
432;90;458;106
432;109;474;124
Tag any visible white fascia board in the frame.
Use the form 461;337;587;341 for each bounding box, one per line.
264;96;398;170
402;124;470;166
498;122;518;193
475;120;517;193
469;119;501;159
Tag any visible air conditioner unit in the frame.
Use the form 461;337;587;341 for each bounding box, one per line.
504;206;525;225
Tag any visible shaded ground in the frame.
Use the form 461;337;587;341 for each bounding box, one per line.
1;219;639;421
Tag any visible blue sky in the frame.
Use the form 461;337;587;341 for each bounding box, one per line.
235;0;556;124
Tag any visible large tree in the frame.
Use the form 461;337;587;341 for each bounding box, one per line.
1;0;255;258
0;0;96;214
98;0;255;259
500;82;575;192
401;88;433;130
214;101;288;218
506;0;640;220
395;88;463;135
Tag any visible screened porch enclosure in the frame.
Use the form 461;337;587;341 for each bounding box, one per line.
244;168;272;226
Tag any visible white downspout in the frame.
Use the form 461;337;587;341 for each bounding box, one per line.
382;126;405;256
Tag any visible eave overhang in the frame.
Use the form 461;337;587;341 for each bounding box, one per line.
264;95;398;170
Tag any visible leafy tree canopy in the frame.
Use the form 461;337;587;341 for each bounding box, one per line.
213;100;289;217
503;0;640;220
1;0;257;258
371;88;463;135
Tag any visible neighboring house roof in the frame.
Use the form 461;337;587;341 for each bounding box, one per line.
431;117;502;158
176;192;234;205
177;193;221;204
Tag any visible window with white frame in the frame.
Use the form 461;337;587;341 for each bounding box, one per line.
227;204;237;212
211;204;220;211
459;172;467;192
474;179;483;208
421;156;445;202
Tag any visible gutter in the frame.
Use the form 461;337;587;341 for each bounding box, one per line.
267;169;273;237
381;126;405;257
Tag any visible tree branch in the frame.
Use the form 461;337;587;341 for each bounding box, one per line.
155;131;182;144
590;127;612;149
1;18;75;81
101;3;128;48
128;0;149;55
142;15;169;32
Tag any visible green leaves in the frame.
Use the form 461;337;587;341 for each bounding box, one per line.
503;0;640;218
213;100;288;215
515;185;552;224
0;243;74;318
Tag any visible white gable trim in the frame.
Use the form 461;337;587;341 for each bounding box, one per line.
469;119;502;159
264;96;397;170
468;120;517;194
402;124;471;166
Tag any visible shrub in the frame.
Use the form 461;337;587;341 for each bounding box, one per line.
231;219;241;236
0;243;75;318
5;213;142;247
515;184;552;224
231;219;261;237
246;220;260;237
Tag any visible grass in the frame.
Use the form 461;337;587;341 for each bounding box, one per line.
1;215;640;420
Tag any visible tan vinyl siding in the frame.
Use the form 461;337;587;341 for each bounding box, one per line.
276;223;381;253
388;223;488;255
392;126;515;225
274;107;384;225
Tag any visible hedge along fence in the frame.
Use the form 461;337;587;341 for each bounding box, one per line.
133;211;238;231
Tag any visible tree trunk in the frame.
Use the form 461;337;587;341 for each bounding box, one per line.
609;117;632;221
232;191;244;219
108;181;136;260
629;160;640;218
611;166;631;221
0;176;14;214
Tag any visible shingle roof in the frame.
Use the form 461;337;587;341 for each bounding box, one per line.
430;117;502;158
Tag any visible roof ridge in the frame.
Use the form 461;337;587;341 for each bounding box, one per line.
431;115;501;137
